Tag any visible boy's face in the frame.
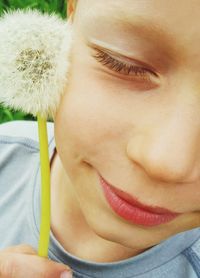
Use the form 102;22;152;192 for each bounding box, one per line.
55;0;200;250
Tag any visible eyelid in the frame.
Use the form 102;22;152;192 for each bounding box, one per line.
94;49;149;76
91;48;159;86
87;41;159;76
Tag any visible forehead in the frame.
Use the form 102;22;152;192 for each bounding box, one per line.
75;0;200;46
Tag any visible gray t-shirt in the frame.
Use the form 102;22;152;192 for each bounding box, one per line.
0;120;200;278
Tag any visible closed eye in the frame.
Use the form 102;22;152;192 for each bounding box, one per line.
91;48;158;83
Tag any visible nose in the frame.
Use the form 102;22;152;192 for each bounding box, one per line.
126;100;200;184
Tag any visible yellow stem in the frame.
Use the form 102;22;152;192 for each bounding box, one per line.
37;114;51;257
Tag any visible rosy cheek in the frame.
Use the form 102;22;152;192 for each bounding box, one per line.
56;88;116;152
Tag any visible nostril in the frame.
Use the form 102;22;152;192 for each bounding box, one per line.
137;157;198;184
126;129;199;184
128;144;197;184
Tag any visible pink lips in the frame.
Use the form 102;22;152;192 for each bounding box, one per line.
99;175;181;227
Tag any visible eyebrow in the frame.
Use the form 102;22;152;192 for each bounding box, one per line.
113;14;172;39
85;12;180;62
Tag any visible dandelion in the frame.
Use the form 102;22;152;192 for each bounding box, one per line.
0;8;73;119
0;9;73;258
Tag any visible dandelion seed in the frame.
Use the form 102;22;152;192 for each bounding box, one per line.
0;8;73;119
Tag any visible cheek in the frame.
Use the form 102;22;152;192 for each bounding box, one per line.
54;87;118;170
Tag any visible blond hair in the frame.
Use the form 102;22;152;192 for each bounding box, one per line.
67;0;77;17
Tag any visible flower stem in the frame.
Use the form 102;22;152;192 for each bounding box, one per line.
37;114;51;257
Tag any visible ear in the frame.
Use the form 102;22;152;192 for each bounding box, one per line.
67;0;76;17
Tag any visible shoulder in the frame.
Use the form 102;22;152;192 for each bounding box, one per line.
0;120;55;223
0;120;54;145
0;120;55;185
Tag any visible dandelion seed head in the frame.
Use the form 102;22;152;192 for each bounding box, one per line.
0;9;73;119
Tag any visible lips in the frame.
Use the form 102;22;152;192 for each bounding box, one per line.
108;183;177;215
99;175;181;227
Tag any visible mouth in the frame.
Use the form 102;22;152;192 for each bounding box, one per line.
99;175;182;227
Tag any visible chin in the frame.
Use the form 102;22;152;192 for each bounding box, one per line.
83;205;200;251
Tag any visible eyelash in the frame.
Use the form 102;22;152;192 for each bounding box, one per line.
92;49;156;82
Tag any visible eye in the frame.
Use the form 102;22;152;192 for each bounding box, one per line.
92;48;158;83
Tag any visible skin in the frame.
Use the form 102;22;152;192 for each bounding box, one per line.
50;0;200;263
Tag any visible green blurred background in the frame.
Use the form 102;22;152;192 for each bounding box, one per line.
0;0;67;123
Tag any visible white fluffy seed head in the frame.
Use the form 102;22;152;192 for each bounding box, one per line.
0;9;73;119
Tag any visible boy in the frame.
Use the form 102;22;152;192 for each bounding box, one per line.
0;0;200;277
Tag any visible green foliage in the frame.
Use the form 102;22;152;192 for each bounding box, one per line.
0;0;67;123
0;0;67;18
0;106;35;123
